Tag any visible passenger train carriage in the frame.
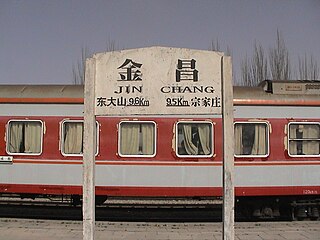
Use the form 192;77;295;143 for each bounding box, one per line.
0;80;319;219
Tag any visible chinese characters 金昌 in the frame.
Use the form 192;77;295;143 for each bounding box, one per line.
118;59;142;81
176;59;198;82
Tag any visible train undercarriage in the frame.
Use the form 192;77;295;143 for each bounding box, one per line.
1;193;319;221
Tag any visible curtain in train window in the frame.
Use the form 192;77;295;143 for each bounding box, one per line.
288;123;320;156
120;122;155;156
7;121;42;154
62;121;98;155
63;122;84;154
234;122;268;156
177;122;212;156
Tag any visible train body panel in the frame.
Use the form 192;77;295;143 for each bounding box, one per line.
0;81;320;203
0;162;319;197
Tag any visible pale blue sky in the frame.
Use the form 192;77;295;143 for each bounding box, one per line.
1;0;319;85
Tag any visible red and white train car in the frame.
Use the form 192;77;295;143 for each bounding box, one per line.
0;80;319;219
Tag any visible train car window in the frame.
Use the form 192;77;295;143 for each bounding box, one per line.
6;120;43;155
234;122;269;157
288;123;320;157
61;120;99;156
176;122;213;157
119;121;156;157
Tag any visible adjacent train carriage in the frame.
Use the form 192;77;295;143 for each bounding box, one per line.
0;80;319;219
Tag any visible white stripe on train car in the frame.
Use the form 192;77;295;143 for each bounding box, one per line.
1;104;320;119
0;104;83;116
235;106;320;119
1;163;319;187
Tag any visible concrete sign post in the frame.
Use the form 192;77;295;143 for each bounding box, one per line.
83;58;96;240
222;56;234;240
83;47;234;240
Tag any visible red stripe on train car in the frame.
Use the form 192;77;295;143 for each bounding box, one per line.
1;184;319;197
2;97;320;106
0;98;84;104
11;159;320;166
234;99;320;106
236;186;320;196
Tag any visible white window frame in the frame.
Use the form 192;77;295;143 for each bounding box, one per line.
118;121;157;158
287;122;320;157
234;121;270;158
175;121;214;158
60;120;99;157
6;119;44;156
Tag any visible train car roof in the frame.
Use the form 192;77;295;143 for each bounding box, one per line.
0;80;319;105
0;85;83;98
0;85;84;103
234;80;320;106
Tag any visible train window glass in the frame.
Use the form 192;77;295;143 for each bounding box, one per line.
288;123;320;157
176;122;213;157
6;120;43;155
61;120;99;156
119;121;156;157
234;122;269;157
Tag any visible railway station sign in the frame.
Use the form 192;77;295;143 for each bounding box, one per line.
92;47;224;116
83;46;234;240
